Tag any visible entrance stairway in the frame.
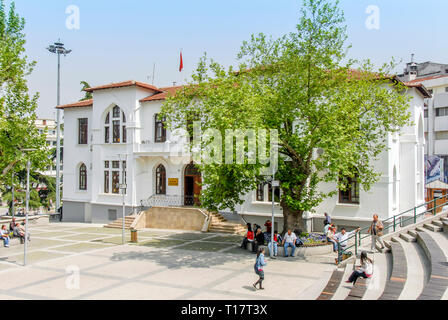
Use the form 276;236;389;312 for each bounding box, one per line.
104;215;137;230
316;213;448;300
208;212;247;235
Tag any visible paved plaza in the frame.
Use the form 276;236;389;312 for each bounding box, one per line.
0;222;335;300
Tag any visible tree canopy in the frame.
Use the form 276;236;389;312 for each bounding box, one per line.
0;0;51;203
161;0;412;231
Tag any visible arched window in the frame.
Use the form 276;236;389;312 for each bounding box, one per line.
156;164;166;195
104;105;127;144
79;163;87;190
154;113;166;143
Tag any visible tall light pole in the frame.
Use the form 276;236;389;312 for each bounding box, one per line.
47;40;72;215
11;170;15;217
119;154;128;245
21;148;37;266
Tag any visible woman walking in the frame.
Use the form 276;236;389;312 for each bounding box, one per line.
346;251;373;285
253;248;267;290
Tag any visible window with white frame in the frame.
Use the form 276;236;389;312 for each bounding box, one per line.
104;160;126;194
255;183;280;203
104;106;127;144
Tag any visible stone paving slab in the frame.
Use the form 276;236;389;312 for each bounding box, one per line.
174;241;232;252
50;243;114;253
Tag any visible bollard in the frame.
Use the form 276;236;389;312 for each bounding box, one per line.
130;229;138;243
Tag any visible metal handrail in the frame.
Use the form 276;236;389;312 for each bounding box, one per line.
338;193;448;263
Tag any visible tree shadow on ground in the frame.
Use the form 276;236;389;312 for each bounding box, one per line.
110;247;254;270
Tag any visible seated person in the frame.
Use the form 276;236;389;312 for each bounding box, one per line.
253;228;265;253
1;225;10;248
326;224;337;252
241;223;254;250
346;251;373;285
268;230;280;257
9;218;16;232
282;229;297;257
334;227;360;264
13;222;29;244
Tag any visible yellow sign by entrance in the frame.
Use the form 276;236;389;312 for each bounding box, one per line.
168;178;179;186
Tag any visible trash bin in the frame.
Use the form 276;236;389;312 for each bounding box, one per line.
131;229;138;243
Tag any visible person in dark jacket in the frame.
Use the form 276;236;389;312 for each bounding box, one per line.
253;228;265;253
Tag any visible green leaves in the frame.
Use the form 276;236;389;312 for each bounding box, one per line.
161;0;412;230
0;0;51;181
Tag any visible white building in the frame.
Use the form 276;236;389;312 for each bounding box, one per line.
399;61;448;184
35;118;63;178
58;79;429;231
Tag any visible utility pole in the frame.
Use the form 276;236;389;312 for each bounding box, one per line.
47;40;72;216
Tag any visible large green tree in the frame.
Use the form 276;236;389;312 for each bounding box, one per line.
161;0;412;232
0;1;50;202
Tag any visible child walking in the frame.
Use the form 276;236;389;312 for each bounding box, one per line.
253;247;267;290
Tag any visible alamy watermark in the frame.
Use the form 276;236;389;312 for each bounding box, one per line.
365;5;380;30
66;5;80;30
165;122;279;176
65;265;80;290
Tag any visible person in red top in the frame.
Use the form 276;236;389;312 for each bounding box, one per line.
241;223;255;250
264;220;272;234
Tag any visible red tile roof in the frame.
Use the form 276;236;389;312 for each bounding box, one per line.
140;86;184;102
56;99;93;109
403;82;432;98
84;80;162;93
406;74;448;84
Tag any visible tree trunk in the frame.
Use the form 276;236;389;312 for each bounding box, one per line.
281;203;305;235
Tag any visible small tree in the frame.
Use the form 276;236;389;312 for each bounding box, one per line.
161;0;412;232
80;81;92;101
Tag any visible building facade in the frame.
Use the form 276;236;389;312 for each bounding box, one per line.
35;118;63;178
399;61;448;184
58;79;428;231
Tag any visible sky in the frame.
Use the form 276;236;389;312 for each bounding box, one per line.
8;0;448;119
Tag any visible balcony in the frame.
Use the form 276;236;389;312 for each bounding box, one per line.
434;93;448;108
434;139;448;155
434;116;448;132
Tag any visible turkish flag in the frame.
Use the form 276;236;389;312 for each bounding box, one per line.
179;51;183;72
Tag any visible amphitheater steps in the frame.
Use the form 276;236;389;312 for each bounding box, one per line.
378;241;407;300
363;252;390;300
394;237;428;300
104;216;136;229
332;261;355;300
418;229;448;300
416;230;448;300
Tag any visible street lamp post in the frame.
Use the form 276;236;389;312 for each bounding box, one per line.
119;154;128;245
21;148;37;266
11;170;15;217
47;40;72;216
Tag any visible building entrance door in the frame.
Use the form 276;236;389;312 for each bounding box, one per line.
184;163;201;206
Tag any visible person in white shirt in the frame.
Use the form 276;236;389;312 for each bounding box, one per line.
346;251;373;284
334;227;360;263
282;229;297;257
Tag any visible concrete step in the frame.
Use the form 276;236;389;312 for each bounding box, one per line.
423;223;443;233
399;233;416;243
432;220;444;228
394;237;428;300
363;252;390;300
416;226;427;233
332;261;355;300
408;230;419;238
441;217;448;223
415;231;448;300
